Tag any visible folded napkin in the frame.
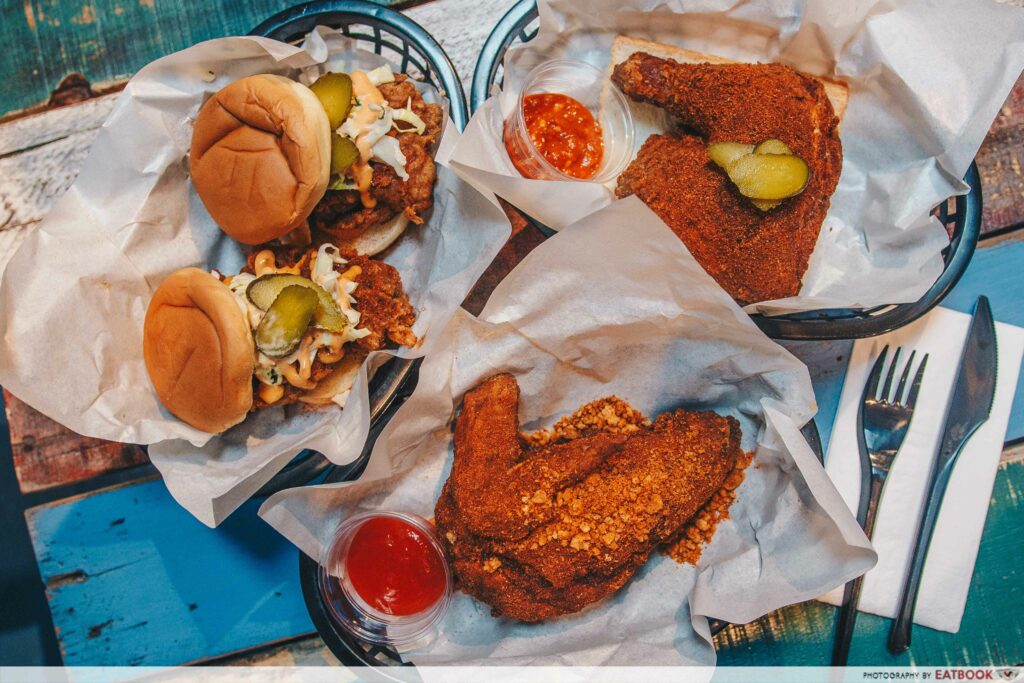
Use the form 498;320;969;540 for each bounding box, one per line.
821;306;1024;632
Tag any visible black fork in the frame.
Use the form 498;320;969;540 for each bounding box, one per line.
831;345;929;665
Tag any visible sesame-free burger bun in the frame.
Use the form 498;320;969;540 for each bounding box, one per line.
190;74;331;245
326;213;410;257
143;268;255;433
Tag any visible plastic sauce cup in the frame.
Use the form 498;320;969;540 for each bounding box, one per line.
318;511;452;648
503;59;634;184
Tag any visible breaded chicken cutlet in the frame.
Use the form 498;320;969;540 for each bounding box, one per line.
310;75;443;242
434;374;741;622
241;246;416;409
612;53;843;304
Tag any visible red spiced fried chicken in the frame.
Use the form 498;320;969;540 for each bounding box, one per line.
434;374;741;622
612;52;843;304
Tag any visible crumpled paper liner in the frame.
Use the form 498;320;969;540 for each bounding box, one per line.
446;0;1024;315
0;28;511;526
259;197;875;666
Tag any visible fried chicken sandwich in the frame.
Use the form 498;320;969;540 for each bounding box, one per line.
143;243;416;433
190;66;443;254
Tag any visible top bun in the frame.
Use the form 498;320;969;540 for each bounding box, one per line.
143;268;255;433
190;74;331;245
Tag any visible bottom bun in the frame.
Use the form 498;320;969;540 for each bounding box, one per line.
298;353;365;406
331;214;409;257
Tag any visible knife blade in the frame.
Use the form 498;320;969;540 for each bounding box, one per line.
887;296;998;654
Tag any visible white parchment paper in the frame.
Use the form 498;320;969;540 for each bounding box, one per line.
259;197;876;666
0;28;511;527
447;0;1024;314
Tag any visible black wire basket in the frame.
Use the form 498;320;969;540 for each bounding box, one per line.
299;390;824;670
245;0;467;498
470;0;983;342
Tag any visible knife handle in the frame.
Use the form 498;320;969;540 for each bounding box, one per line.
887;454;959;654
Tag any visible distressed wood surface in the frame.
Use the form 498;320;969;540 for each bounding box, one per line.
3;389;148;494
214;634;338;666
977;74;1024;234
0;0;414;117
27;478;312;665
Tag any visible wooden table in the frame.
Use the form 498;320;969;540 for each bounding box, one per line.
1;0;1022;668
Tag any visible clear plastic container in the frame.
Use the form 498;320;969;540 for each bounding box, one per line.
318;511;452;648
503;59;634;184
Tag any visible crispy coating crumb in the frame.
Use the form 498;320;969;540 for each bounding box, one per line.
523;397;652;447
663;449;753;565
436;374;746;621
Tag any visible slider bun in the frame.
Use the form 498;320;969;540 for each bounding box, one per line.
326;213;410;257
190;74;331;245
143;268;255;433
298;353;365;406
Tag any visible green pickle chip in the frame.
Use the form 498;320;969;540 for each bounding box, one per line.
331;135;359;176
255;285;318;358
247;274;347;333
310;72;353;130
707;142;754;170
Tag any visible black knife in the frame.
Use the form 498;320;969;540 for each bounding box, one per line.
887;296;998;654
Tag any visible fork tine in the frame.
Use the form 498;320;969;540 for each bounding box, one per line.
862;345;889;404
880;347;902;402
894;350;917;404
904;353;929;410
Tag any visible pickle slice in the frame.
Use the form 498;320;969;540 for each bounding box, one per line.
726;153;810;200
707;142;754;170
310;72;353;130
255;285;318;358
331;134;359;176
753;138;793;156
751;198;782;212
246;274;347;332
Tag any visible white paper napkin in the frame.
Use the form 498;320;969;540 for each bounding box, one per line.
821;306;1024;632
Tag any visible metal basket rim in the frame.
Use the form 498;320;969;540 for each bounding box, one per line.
469;0;983;341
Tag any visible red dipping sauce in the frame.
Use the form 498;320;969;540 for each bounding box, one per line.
345;515;447;616
506;93;604;180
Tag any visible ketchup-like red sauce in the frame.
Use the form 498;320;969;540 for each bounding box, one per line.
345;516;446;616
507;93;604;180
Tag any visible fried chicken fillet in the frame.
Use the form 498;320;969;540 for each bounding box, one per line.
612;53;843;304
309;75;443;242
435;374;741;622
243;246;416;409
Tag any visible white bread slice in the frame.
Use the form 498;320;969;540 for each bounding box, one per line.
605;35;849;146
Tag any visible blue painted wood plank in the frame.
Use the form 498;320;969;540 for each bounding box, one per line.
715;459;1024;666
26;479;311;665
1;0;409;117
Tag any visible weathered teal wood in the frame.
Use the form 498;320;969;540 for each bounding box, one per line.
1;0;408;117
714;460;1024;666
26;478;312;665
